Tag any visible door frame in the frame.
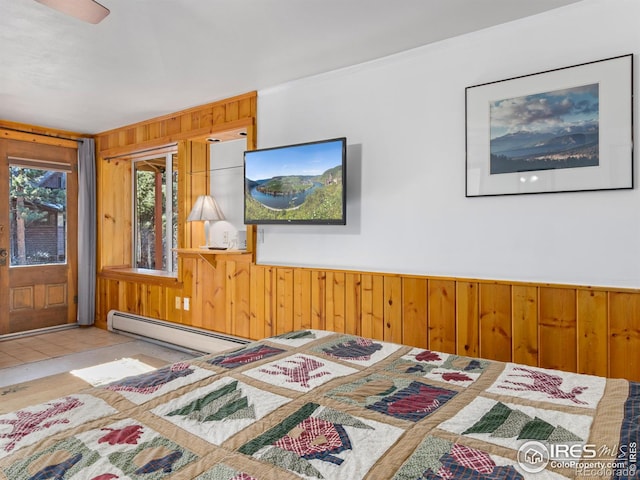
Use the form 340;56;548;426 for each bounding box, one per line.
0;139;78;335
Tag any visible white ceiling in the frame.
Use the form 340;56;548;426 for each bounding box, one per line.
0;0;581;134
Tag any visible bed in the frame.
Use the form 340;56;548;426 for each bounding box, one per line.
0;329;637;479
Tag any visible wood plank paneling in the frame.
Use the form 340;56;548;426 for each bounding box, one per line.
577;290;608;377
428;279;456;353
403;277;428;349
293;269;312;331
345;273;361;336
456;281;478;357
0;120;87;148
97;92;257;276
249;265;270;339
204;259;226;332
384;276;402;344
276;268;294;335
512;285;538;367
97;261;640;381
145;284;164;319
326;271;346;333
479;283;512;362
539;287;577;372
228;260;251;338
609;292;640;380
311;271;326;331
361;274;385;341
180;256;195;327
166;285;183;324
96;92;256;156
123;281;141;313
98;158;132;268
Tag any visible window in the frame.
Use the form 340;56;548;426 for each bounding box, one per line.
133;153;178;272
9;165;67;266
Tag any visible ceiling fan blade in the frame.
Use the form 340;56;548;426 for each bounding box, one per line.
34;0;110;24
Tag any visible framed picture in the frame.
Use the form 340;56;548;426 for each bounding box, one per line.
465;54;633;197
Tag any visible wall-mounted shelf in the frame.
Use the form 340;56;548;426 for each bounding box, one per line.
175;248;252;268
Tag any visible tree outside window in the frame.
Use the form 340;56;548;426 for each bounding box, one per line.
133;153;178;272
9;166;67;266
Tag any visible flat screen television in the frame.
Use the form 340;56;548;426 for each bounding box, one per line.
244;137;346;225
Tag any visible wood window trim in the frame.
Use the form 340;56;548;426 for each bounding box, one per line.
99;266;181;287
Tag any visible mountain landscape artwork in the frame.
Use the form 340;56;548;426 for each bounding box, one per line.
489;83;599;175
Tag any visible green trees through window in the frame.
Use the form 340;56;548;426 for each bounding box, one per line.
133;153;178;272
9;166;67;266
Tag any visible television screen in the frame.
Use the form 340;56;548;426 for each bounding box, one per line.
244;137;346;225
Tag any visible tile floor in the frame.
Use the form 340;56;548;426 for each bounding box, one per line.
0;326;211;388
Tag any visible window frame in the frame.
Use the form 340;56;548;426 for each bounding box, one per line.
8;159;72;268
131;151;178;274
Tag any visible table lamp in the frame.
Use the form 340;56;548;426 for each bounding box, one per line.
187;195;226;249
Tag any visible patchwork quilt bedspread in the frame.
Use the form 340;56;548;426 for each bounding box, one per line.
0;330;638;479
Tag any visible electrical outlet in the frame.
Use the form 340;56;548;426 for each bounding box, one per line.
175;296;181;309
183;297;190;311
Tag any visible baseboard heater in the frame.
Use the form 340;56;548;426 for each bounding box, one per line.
107;310;249;354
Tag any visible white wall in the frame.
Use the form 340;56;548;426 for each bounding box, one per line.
255;0;640;288
209;138;247;249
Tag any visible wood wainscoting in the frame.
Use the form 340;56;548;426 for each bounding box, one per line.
96;256;640;381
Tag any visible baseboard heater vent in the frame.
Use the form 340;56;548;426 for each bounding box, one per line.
107;310;249;354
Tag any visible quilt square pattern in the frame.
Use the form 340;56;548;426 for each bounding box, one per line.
269;329;333;347
151;377;291;445
312;335;400;367
0;394;117;459
2;418;198;479
267;329;334;347
394;435;569;480
242;354;358;392
0;330;634;480
486;363;606;408
385;348;488;387
238;402;403;480
206;344;285;369
103;362;215;404
195;464;257;480
438;396;593;451
326;373;457;422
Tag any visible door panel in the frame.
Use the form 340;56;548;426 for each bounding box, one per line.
9;265;70;332
0;139;78;335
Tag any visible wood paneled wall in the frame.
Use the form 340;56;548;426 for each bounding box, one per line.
94;92;258;337
0;120;88;147
96;92;257;270
248;266;640;380
96;257;640;382
95;92;257;158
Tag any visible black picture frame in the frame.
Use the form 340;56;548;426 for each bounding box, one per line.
465;54;633;197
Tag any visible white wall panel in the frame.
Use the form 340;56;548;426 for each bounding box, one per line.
255;0;640;288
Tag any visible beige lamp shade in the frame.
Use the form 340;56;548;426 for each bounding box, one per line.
187;195;226;248
187;195;225;222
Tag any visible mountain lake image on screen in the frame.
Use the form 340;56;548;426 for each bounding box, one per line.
244;137;346;225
